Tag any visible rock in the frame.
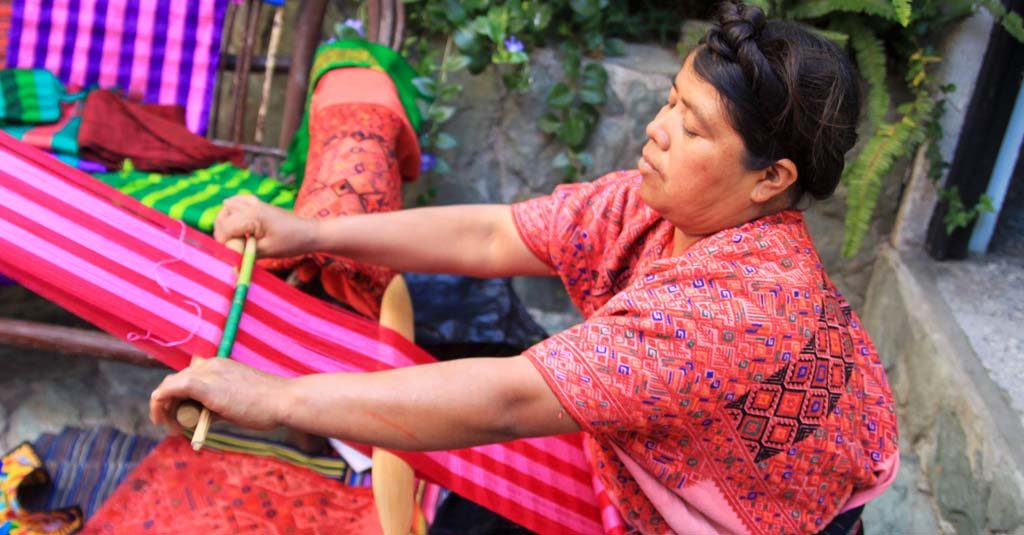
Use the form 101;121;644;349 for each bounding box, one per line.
862;453;948;535
987;470;1024;533
6;383;87;448
929;410;990;535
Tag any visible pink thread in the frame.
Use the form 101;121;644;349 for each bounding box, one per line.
128;221;202;347
127;299;203;347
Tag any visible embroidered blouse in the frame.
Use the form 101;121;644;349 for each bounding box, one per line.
513;171;899;535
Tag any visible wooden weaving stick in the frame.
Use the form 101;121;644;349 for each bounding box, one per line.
175;236;256;451
374;274;417;535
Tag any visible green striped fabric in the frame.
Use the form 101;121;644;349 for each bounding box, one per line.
183;429;366;483
94;161;296;232
1;105;82;156
0;69;67;124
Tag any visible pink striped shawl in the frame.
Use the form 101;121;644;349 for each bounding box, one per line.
0;132;624;535
5;0;227;134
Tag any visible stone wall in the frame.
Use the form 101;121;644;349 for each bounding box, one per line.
864;248;1024;535
403;43;902;329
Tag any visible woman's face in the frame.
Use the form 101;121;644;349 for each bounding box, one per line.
639;54;768;237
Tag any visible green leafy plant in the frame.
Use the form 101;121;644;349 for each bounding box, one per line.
749;0;1019;256
345;0;1018;248
400;0;637;183
939;187;995;234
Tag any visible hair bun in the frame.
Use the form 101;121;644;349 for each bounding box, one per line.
703;3;766;61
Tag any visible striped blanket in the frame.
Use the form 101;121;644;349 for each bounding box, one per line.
28;426;158;518
5;0;229;134
0;134;608;535
94;162;295;232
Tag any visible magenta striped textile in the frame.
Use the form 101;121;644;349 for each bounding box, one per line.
5;0;228;134
0;133;610;535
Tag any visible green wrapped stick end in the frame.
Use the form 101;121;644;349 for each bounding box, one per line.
216;236;258;358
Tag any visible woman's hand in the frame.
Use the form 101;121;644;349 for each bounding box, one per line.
150;357;288;431
214;195;319;258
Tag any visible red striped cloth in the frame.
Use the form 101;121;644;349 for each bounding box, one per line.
0;132;619;535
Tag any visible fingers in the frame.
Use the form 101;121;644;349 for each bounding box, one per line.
149;358;214;427
214;196;266;245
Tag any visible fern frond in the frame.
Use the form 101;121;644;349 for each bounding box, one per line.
976;0;1024;43
788;0;898;23
844;21;889;129
891;0;911;26
842;127;905;256
808;26;850;47
1001;10;1024;42
842;93;937;256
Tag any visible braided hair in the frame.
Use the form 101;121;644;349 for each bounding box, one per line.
694;2;860;201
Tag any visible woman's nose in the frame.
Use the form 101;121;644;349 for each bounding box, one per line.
645;121;670;151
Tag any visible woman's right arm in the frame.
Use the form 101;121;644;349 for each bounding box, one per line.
214;195;552;278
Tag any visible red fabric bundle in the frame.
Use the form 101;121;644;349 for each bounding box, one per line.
78;89;244;172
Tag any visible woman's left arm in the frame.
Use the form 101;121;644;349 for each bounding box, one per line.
150;355;579;451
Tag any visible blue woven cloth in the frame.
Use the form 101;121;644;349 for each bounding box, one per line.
406;274;547;350
26;426;159;519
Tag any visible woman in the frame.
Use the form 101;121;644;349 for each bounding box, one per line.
150;3;898;534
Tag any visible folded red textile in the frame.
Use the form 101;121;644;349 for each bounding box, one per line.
79;89;244;173
81;436;384;535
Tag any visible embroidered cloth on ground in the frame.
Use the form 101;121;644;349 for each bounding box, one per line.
513;171;900;535
79;437;384;535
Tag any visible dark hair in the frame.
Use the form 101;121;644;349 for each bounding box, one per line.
694;2;860;201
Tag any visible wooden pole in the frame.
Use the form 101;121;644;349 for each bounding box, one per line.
278;0;327;151
253;6;284;145
230;0;262;144
208;1;238;139
0;319;158;367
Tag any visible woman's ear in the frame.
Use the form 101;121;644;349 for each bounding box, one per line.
751;158;798;204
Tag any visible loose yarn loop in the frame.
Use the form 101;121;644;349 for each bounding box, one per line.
127;220;202;348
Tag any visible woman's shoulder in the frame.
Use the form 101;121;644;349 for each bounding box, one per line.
547;169;642;201
542;169;655;229
686;209;817;266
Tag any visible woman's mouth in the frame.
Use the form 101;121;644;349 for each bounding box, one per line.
638;152;659;178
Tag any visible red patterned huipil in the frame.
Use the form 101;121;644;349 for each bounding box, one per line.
513;171;899;535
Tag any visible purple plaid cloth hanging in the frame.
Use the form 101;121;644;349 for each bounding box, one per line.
5;0;230;134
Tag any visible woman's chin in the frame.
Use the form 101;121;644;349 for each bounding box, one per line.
638;174;659;208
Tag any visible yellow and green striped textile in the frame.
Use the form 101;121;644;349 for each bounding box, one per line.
94;162;296;233
182;428;368;484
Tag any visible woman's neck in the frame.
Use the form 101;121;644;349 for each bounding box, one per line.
671;228;702;256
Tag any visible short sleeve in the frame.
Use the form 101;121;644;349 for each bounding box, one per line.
511;171;666;315
523;315;669;436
